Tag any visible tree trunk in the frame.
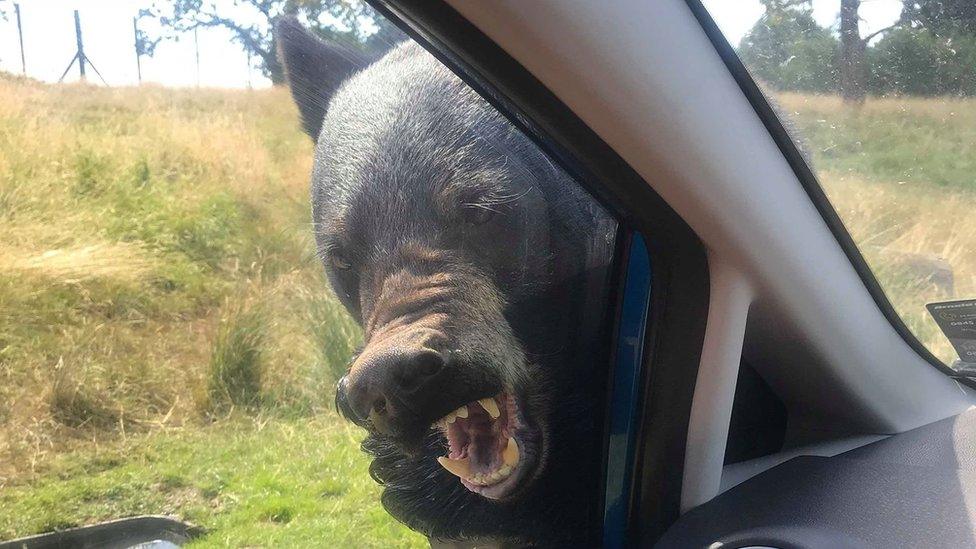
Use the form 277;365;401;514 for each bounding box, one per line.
259;39;285;85
839;0;867;103
267;55;285;86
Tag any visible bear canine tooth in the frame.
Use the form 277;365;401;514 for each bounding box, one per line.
455;406;469;419
436;456;471;479
478;398;500;419
444;410;458;425
503;436;519;466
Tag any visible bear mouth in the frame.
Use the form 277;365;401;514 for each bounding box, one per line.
431;391;537;500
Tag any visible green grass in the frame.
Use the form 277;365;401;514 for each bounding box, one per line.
207;306;267;412
0;74;414;545
0;414;425;547
778;93;976;190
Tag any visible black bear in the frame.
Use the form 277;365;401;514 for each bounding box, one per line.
278;18;616;546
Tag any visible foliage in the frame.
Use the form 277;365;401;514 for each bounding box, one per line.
0;72;405;544
140;0;401;84
777;91;976;365
758;0;813;15
0;73;363;476
207;306;267;411
903;0;976;35
738;4;840;93
738;0;976;97
869;27;976;96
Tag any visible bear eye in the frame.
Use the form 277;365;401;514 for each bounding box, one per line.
462;204;497;226
329;248;352;270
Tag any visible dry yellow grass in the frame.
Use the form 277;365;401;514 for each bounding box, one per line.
776;91;976;365
818;172;976;364
778;92;976;123
0;242;155;283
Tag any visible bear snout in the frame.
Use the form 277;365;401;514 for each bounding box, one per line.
341;343;451;433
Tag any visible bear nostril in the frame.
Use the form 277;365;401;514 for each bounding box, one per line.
397;349;446;393
343;347;449;427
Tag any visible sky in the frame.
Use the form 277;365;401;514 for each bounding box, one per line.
702;0;903;45
0;0;273;88
0;0;904;89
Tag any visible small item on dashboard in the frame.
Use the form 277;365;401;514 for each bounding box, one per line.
926;299;976;367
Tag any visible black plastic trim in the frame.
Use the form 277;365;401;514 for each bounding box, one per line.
363;1;711;545
0;516;203;549
683;0;957;378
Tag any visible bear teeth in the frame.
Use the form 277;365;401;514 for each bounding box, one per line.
431;397;501;429
478;397;500;418
436;437;520;486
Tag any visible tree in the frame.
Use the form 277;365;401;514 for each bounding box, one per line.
870;26;976;96
892;0;976;96
903;0;976;35
739;1;840;93
839;0;904;103
759;0;812;13
141;0;400;85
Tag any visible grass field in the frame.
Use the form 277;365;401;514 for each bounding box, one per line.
778;92;976;364
0;72;972;546
0;74;423;546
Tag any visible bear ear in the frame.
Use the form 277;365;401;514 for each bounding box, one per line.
276;16;371;139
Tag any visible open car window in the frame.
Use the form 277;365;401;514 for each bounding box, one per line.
0;1;637;546
698;0;976;370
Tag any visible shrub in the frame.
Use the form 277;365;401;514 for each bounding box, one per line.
738;8;840;93
207;306;267;412
870;27;976;96
49;362;119;429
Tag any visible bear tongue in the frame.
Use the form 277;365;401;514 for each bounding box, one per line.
435;394;520;485
468;431;502;470
437;433;519;483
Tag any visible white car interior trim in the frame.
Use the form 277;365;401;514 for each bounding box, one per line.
445;0;976;510
681;256;753;512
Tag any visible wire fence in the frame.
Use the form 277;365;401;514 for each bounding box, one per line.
4;3;259;88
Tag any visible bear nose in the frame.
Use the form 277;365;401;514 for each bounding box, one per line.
342;347;448;425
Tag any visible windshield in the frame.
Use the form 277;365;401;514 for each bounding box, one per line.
701;0;976;369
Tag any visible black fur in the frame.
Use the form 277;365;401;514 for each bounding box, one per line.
277;18;375;138
278;18;616;546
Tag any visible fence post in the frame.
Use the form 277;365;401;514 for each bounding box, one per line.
133;16;142;84
194;27;200;87
246;49;252;89
15;3;26;75
74;10;86;80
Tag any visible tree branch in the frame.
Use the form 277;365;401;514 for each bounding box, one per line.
186;7;273;60
861;17;904;43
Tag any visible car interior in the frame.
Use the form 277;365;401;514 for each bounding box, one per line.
377;0;976;547
3;0;974;547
